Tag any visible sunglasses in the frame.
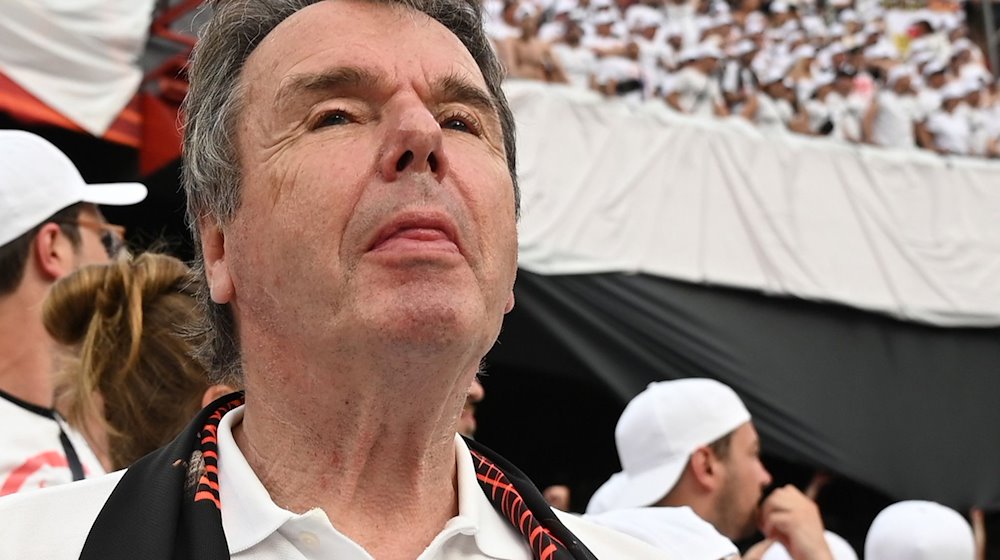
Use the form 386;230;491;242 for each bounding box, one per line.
53;218;127;258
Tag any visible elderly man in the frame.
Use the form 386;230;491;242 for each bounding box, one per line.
0;130;145;495
0;1;663;558
586;378;834;560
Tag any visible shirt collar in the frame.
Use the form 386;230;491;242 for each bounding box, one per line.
216;405;527;559
453;434;529;559
216;405;295;553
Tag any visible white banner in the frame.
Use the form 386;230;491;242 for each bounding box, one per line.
509;81;1000;326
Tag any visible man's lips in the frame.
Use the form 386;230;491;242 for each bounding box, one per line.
368;213;461;255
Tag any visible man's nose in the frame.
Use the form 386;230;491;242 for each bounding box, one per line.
379;97;449;182
760;463;773;487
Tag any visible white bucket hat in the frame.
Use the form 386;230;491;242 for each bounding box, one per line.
586;378;751;514
0;130;146;247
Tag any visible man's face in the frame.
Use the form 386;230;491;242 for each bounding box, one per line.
712;422;772;541
894;76;912;95
212;0;518;362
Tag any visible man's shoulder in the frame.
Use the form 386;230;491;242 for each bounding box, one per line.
554;509;674;559
0;469;124;559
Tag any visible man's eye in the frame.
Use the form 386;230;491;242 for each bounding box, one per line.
442;118;472;133
315;111;351;128
440;113;480;135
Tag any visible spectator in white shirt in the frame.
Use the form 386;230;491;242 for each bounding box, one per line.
665;44;728;117
551;20;599;90
862;65;922;149
926;81;972;155
917;59;948;117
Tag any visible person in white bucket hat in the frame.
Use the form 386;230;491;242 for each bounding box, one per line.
0;129;146;495
587;378;835;560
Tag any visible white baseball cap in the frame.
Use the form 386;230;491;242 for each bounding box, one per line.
586;378;751;513
763;530;859;560
0;130;147;247
865;501;974;560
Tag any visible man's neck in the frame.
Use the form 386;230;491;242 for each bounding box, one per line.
232;347;476;560
0;289;55;408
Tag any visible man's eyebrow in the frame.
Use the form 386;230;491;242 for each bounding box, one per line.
275;66;388;112
431;74;498;116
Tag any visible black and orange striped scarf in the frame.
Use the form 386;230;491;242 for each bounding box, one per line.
79;393;597;560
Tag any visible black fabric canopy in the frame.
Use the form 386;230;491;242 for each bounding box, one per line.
485;270;1000;512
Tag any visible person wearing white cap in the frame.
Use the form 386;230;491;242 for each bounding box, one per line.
721;40;761;119
665;43;729;117
916;59;949;119
551;20;599;90
538;0;578;42
753;64;814;135
583;10;646;100
0;129;146;495
865;501;975;560
823;70;864;142
506;11;570;84
956;78;998;157
802;73;837;136
586;379;835;560
861;65;922;149
925;80;973;155
628;5;670;98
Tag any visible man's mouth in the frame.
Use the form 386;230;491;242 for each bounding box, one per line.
369;212;461;255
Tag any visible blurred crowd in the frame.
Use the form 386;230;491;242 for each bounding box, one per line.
485;0;1000;157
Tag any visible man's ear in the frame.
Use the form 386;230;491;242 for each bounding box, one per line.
200;219;234;304
689;446;722;491
33;223;77;282
201;384;238;408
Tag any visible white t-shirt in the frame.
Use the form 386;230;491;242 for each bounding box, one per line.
586;506;739;559
825;92;861;142
872;91;921;149
917;88;943;119
0;405;668;559
0;389;104;496
671;67;723;117
804;98;832;134
551;43;598;90
635;37;671;98
754;93;793;132
964;106;993;157
927;110;972;155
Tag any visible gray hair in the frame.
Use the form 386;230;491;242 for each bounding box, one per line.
182;0;518;384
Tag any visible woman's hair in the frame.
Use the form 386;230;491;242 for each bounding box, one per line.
43;253;212;470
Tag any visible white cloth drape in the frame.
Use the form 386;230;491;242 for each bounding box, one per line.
508;81;1000;327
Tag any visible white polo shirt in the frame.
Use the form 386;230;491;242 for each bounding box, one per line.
217;407;531;559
